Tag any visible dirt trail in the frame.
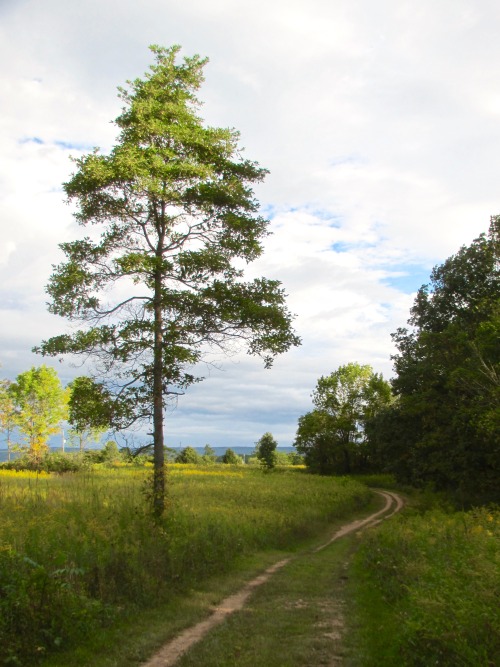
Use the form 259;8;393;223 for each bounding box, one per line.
142;490;404;667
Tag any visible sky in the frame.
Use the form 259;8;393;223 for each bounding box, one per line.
1;0;499;449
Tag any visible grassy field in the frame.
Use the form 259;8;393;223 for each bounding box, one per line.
347;502;500;666
3;465;497;666
0;464;370;665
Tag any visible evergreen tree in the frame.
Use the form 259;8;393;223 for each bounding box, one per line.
36;45;299;514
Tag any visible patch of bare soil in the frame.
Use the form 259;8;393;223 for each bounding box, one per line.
142;491;404;667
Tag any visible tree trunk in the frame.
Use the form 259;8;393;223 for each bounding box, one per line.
152;263;165;517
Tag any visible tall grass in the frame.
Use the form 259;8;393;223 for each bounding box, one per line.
351;506;500;666
0;465;370;664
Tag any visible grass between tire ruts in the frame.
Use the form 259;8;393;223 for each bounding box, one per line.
152;494;385;667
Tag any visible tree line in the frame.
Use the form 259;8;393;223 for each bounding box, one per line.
0;366;295;469
295;217;499;503
171;437;300;467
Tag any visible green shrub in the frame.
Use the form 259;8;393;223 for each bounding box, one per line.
0;549;111;665
353;506;500;666
349;473;397;488
174;446;202;464
221;448;242;464
0;452;89;474
201;444;217;463
287;451;304;465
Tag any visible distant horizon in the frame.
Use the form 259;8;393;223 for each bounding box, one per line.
0;443;296;463
0;445;296;451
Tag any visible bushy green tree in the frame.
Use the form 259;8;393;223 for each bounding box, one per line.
9;366;69;462
255;432;278;469
175;446;201;464
294;410;336;474
35;45;299;515
383;216;499;500
294;363;392;474
101;440;121;462
221;448;242;464
67;376;110;451
202;444;217;463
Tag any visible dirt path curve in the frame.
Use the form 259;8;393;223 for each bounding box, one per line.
142;490;404;667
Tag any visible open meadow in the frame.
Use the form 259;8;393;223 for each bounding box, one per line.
0;464;371;665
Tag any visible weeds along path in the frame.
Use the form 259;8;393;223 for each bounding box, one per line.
142;490;404;667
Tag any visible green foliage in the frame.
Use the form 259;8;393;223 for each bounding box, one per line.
119;443;155;462
175;446;202;464
295;363;392;474
0;548;111;666
352;506;500;666
35;44;300;514
0;466;369;662
101;440;121;462
67;376;111;451
255;432;278;469
0;447;128;473
286;450;304;465
9;365;69;462
379;216;500;501
68;377;113;431
348;472;397;489
0;451;87;473
201;444;217;463
221;448;243;464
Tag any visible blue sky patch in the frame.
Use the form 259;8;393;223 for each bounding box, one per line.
307;208;342;225
54;139;92;151
19;136;44;145
18;137;92;151
382;266;432;294
331;240;376;253
329;154;364;168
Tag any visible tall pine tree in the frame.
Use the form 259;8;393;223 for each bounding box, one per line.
36;46;300;514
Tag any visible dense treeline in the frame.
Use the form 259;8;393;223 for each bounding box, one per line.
370;216;499;502
296;217;498;503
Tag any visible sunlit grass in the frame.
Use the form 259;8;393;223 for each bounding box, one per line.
0;465;369;664
350;505;500;666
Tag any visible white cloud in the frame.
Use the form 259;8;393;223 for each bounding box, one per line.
1;0;499;448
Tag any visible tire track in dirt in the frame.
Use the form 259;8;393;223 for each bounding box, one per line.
142;490;404;667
